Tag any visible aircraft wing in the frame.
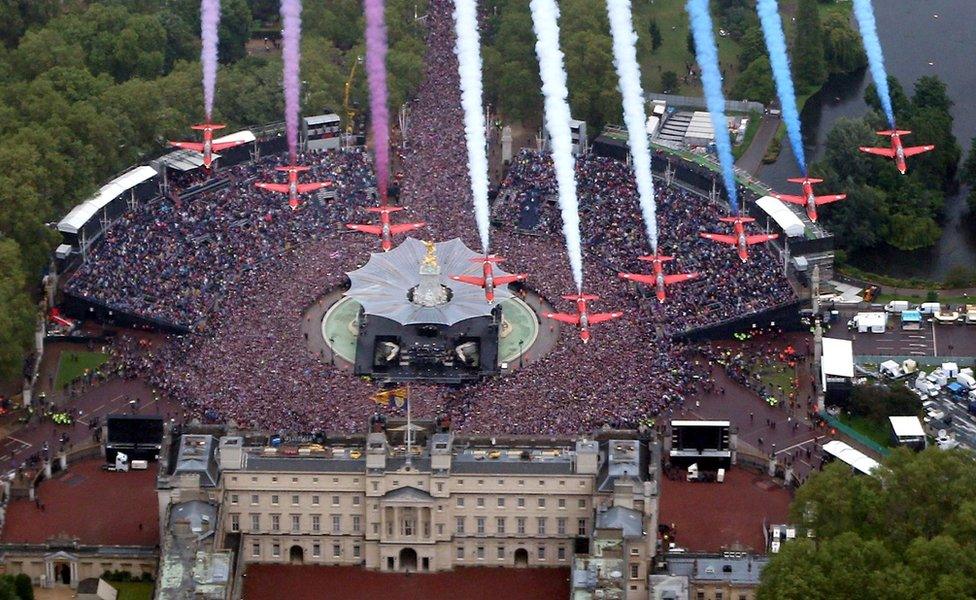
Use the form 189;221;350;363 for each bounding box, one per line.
255;183;291;193
211;140;246;152
859;146;896;157
903;145;935;157
544;312;580;325
492;274;527;285
813;194;846;205
773;194;805;206
618;273;657;285
746;234;779;245
663;273;699;285
588;312;624;325
346;224;383;235
699;232;738;245
388;223;425;235
297;183;329;193
452;275;485;287
169;141;204;152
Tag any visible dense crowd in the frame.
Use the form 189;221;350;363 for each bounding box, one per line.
64;149;376;326
103;0;795;434
497;150;796;332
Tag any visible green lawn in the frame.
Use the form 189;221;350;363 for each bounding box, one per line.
752;361;797;399
733;110;762;159
55;350;109;389
111;582;154;600
641;0;743;94
837;413;893;448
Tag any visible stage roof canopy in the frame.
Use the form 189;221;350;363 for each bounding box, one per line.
346;237;514;326
755;195;805;237
58;166;157;234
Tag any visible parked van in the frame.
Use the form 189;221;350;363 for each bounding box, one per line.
885;300;910;313
918;302;941;314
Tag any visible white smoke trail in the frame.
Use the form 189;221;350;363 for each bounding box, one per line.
451;0;491;253
605;0;658;255
529;0;584;291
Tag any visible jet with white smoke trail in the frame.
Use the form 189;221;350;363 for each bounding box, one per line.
755;0;806;174
685;0;739;214
604;0;658;255
529;0;585;291
451;0;491;253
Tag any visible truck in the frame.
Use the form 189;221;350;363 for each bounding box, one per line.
957;372;976;390
885;300;910;313
967;305;976;324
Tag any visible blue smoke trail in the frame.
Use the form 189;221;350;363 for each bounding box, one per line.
685;0;738;214
852;0;896;128
756;0;806;174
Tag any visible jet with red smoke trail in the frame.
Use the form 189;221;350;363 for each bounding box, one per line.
346;206;425;252
169;124;246;170
255;165;331;210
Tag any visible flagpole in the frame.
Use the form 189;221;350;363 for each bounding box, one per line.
405;384;412;468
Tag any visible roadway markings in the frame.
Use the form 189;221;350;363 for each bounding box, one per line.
773;434;826;456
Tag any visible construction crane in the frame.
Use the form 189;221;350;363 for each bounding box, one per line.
343;55;363;135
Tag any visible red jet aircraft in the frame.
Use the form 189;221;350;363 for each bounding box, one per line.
345;206;425;252
451;256;528;303
168;123;246;170
772;177;846;222
255;165;332;210
699;216;779;263
618;255;699;303
543;293;623;344
859;130;935;175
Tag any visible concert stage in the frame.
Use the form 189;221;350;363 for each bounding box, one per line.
317;238;542;384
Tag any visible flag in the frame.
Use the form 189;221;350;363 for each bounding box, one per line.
373;387;408;409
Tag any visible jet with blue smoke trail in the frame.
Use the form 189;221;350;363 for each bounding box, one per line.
755;0;806;174
852;0;895;128
685;0;739;214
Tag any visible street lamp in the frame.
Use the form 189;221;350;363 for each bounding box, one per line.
519;339;524;368
329;337;336;366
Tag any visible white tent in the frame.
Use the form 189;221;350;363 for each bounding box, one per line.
821;337;854;389
822;440;880;475
755;196;805;237
58;166;157;234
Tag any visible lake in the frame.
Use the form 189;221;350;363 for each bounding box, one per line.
757;0;976;280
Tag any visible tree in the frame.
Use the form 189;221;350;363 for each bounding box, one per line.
0;239;36;382
737;26;766;72
962;137;976;187
647;19;662;53
731;56;774;104
792;0;826;92
759;449;976;598
217;0;252;64
12;574;31;600
660;71;679;94
821;11;866;75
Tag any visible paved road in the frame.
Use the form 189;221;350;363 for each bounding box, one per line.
0;378;181;476
829;307;976;358
735;113;781;176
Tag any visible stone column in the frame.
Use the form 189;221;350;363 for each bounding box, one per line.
58;453;67;471
69;561;78;588
43;460;52;479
